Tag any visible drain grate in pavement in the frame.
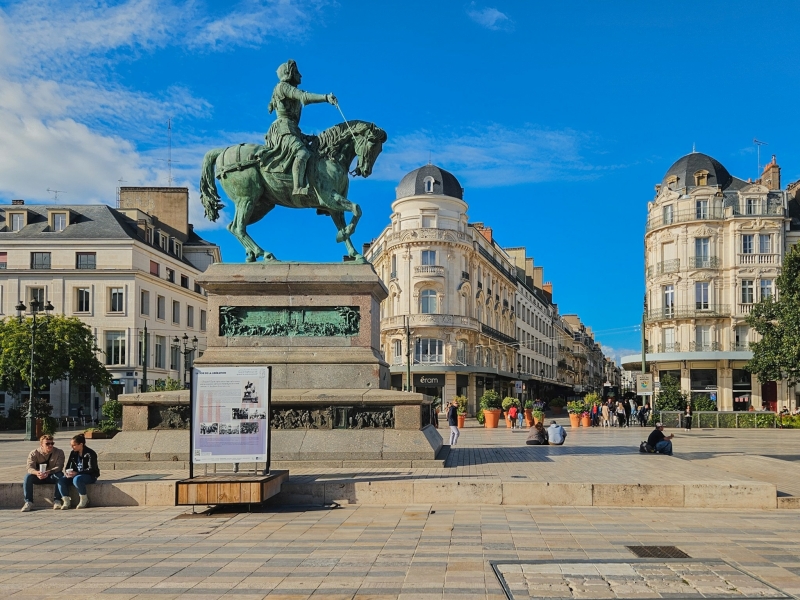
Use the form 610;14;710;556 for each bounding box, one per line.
626;545;690;559
491;559;791;600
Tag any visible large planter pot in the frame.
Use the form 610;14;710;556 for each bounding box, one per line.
484;409;502;428
524;409;534;427
505;412;512;428
84;430;116;440
457;414;466;428
569;413;581;428
580;416;591;428
551;406;563;415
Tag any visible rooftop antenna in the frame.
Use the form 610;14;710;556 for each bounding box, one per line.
692;142;696;153
46;188;66;201
428;150;432;165
754;139;768;177
116;177;127;208
167;118;173;186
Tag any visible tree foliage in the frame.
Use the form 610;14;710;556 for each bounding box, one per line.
0;315;111;398
153;377;184;391
656;374;686;412
747;243;800;386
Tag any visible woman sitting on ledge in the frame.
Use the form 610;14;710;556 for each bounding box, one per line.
525;421;548;445
57;434;100;509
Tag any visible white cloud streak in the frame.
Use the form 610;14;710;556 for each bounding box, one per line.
0;0;327;229
466;3;513;31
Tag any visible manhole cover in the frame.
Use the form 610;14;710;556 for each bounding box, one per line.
122;474;168;481
626;545;690;558
491;559;790;599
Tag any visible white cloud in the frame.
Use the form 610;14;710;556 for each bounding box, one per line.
374;124;610;187
466;3;513;31
0;0;327;230
600;345;640;365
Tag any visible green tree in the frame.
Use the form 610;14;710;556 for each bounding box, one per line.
153;378;184;391
746;243;800;386
0;315;111;403
656;374;686;412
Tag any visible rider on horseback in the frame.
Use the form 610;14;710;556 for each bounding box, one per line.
258;59;337;199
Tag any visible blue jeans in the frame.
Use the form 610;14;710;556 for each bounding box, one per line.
23;473;62;503
57;474;97;496
655;440;673;456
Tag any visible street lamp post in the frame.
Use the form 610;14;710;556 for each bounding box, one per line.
172;334;198;389
16;298;54;441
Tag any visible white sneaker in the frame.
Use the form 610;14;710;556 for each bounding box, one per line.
21;502;33;512
60;496;72;510
52;500;62;510
76;495;89;509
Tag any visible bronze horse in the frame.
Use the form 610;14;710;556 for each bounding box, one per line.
200;120;386;263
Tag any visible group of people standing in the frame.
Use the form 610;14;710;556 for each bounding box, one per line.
590;399;650;428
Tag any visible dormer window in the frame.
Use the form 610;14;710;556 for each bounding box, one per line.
423;176;435;194
10;213;24;231
666;175;679;190
53;213;66;232
694;170;709;186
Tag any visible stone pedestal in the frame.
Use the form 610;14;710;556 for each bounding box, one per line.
103;263;443;468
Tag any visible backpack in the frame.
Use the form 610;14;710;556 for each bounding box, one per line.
639;441;655;454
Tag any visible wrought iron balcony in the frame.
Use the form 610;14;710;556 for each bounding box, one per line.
480;323;517;345
646;259;680;277
730;341;750;351
689;341;721;352
646;207;724;231
646;305;730;322
692;256;721;269
732;205;783;217
657;343;681;353
414;265;445;276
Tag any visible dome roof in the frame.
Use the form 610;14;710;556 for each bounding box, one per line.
396;164;463;200
662;152;733;190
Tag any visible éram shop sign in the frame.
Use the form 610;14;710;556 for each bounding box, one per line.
414;374;444;387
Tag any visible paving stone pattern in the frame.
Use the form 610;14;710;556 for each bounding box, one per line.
495;561;790;599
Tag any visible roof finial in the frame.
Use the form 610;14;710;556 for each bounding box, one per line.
428;150;432;165
692;142;696;153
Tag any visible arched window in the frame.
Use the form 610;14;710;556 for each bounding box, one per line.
420;289;437;314
415;338;443;364
476;304;483;322
423;176;434;193
457;340;467;365
475;347;483;367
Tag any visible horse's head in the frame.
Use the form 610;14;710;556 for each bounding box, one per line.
352;123;387;178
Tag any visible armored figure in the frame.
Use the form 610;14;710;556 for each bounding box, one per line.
258;59;337;198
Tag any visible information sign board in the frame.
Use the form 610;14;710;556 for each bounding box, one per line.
636;374;653;396
191;366;271;465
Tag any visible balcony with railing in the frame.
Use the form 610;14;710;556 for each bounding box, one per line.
646;207;724;231
737;253;779;265
414;265;445;276
657;342;681;353
689;341;721;352
730;341;750;351
646;259;680;278
646;305;730;322
381;314;481;331
737;303;754;316
732;204;783;217
691;256;721;269
480;323;517;345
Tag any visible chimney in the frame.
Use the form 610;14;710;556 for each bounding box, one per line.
11;199;24;205
760;155;781;190
543;282;553;295
477;227;492;243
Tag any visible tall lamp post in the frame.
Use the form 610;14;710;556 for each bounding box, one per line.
16;298;54;441
172;334;198;389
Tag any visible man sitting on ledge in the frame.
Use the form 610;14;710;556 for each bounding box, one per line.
647;422;674;456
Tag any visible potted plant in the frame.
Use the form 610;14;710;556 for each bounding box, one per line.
549;397;565;414
501;397;517;427
480;390;502;428
455;395;468;428
86;399;122;439
523;400;534;427
582;392;599;427
567;401;585;428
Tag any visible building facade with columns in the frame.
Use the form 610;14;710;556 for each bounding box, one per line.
0;188;221;419
622;152;796;412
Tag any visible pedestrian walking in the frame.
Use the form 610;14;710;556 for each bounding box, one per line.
616;401;627;427
601;402;610;427
683;402;693;431
508;404;519;430
446;399;459;446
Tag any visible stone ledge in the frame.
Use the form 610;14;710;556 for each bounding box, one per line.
0;480;176;508
777;496;800;509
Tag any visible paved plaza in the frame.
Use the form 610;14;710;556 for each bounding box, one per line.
1;422;800;598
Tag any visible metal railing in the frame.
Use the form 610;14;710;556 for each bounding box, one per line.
732;205;783;217
730;341;749;351
689;341;721;352
381;314;481;331
646;259;680;278
646;305;730;322
646;207;724;231
480;323;517;345
414;265;445;276
692;256;721;269
657;410;776;429
657;342;680;353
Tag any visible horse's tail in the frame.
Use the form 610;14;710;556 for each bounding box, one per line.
200;148;225;222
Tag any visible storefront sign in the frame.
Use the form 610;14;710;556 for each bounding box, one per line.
636;374;653;396
192;366;271;465
413;374;444;387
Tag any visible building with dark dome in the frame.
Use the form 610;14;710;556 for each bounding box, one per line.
395;164;464;200
622;151;795;413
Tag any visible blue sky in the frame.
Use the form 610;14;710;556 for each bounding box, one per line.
2;0;800;362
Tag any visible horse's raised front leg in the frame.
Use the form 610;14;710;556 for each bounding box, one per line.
228;197;278;262
329;192;361;243
329;211;366;263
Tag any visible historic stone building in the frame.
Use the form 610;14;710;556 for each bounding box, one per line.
622;152;794;411
0;188;221;419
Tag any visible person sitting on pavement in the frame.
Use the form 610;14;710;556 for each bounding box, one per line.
57;434;100;509
547;421;567;446
525;421;548;445
22;434;65;512
647;422;674;456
